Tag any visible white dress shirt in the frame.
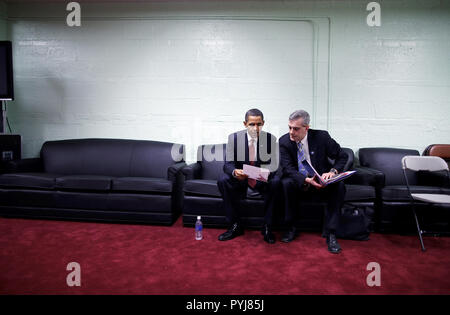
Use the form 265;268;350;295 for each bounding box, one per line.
232;131;258;178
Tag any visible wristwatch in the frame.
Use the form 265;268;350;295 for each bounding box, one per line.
330;168;338;175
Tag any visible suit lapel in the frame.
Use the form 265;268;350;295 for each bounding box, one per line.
256;131;265;165
245;131;249;164
289;138;298;169
235;130;247;164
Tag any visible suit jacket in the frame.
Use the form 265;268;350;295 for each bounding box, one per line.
279;129;347;187
223;130;279;178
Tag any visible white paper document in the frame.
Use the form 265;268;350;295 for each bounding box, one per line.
302;159;356;186
243;164;270;182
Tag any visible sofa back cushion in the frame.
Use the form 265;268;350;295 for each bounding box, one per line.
358;147;419;186
342;148;354;171
41;138;184;178
197;144;226;180
333;147;354;172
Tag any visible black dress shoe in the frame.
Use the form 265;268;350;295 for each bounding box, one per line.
218;223;244;241
261;225;276;244
281;227;297;243
326;233;342;254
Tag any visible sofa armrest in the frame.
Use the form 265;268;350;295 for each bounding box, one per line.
1;158;44;173
167;162;187;182
181;162;202;180
345;166;385;189
167;162;186;214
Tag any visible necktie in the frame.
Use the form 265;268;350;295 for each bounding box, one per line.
297;142;309;177
248;139;256;188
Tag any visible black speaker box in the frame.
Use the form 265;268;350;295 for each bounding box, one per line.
0;41;14;101
0;134;21;162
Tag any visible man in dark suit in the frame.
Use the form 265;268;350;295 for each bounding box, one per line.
217;108;280;244
279;110;347;253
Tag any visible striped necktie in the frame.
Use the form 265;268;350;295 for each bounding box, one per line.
249;139;256;165
248;139;256;188
297;142;309;177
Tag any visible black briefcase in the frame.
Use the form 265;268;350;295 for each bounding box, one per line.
336;204;371;241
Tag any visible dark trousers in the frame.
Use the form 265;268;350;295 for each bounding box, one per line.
281;177;346;234
217;173;281;227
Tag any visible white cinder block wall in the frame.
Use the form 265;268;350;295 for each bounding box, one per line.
3;0;450;162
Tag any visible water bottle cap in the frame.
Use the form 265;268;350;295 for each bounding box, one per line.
197;216;201;220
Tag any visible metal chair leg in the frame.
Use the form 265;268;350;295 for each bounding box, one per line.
412;208;426;251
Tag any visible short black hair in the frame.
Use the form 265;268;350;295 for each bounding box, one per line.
245;108;264;122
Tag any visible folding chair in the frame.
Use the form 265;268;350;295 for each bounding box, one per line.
401;156;450;251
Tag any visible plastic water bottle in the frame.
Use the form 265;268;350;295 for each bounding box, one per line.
195;216;203;240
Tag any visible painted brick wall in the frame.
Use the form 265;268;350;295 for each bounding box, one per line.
4;0;450;161
329;0;450;156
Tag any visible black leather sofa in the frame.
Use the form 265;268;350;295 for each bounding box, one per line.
0;138;186;225
182;144;379;231
358;147;450;232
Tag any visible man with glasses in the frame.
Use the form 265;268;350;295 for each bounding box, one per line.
217;108;280;244
279;110;347;253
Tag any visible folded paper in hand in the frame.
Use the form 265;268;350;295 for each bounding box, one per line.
302;160;355;186
243;164;270;182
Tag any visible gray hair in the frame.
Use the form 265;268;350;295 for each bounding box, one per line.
289;110;310;126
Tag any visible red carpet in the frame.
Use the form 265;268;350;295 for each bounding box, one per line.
0;217;449;295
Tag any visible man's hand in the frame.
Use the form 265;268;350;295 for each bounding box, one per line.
305;176;324;189
321;172;336;181
233;169;248;181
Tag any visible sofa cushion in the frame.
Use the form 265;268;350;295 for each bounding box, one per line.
41;138;185;178
341;148;354;172
56;175;112;191
129;141;185;178
184;179;221;197
198;144;226;180
345;184;376;201
0;173;57;189
42;139;133;176
107;193;172;213
112;177;172;193
55;191;109;209
381;185;450;201
358;147;420;186
0;189;56;207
